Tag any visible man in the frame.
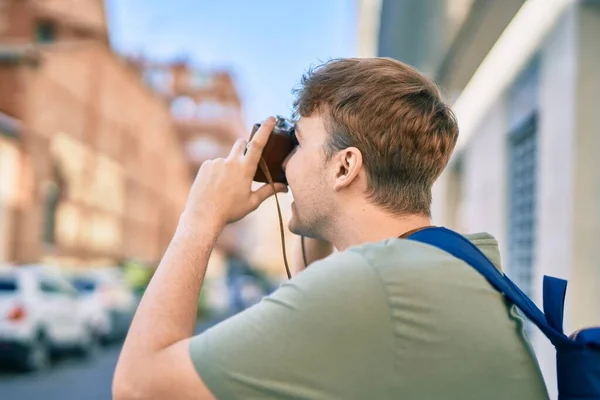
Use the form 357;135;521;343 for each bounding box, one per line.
113;58;549;399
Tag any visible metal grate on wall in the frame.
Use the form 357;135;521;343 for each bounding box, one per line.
507;114;538;298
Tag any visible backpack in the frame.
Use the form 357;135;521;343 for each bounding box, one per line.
408;226;600;400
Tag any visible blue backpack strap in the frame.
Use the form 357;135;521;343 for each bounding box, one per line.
408;227;571;347
409;227;600;400
543;276;567;334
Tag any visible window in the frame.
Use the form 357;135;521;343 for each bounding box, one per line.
143;68;173;94
171;96;196;120
40;277;74;297
42;182;60;245
40;278;60;294
71;278;97;294
507;114;538;298
190;71;212;89
36;21;56;43
507;58;539;303
446;156;464;232
0;278;18;292
42;164;65;246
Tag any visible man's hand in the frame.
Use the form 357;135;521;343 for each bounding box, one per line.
182;116;288;228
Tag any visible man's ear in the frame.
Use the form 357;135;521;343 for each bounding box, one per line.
332;147;363;192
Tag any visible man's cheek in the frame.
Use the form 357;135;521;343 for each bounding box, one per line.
285;164;297;199
284;172;295;200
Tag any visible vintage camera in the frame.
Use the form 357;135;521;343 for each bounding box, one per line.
248;115;298;184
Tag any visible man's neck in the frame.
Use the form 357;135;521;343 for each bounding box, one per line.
325;207;431;251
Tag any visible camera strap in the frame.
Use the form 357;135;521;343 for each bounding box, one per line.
258;156;293;279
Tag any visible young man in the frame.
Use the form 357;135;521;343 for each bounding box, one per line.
113;58;549;399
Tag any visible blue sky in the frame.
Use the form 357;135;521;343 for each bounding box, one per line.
105;0;358;125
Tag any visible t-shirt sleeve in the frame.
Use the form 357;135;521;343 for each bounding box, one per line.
188;250;393;400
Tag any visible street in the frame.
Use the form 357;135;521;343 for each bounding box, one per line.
0;318;225;400
0;343;121;400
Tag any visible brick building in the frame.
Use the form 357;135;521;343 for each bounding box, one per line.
0;112;20;262
139;59;294;278
0;0;191;266
137;59;245;172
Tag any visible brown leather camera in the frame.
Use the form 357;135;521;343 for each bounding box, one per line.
248;115;298;185
247;115;298;279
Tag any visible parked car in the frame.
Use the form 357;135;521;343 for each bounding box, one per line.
68;275;112;345
0;264;97;372
69;267;137;343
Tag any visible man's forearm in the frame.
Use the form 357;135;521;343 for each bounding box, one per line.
113;118;286;399
115;213;224;368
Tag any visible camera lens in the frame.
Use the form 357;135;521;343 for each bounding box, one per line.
272;116;295;136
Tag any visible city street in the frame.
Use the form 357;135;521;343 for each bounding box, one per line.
0;342;121;400
0;318;225;400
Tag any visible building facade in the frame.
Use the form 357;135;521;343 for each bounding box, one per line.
138;58;295;279
371;0;600;396
0;0;190;267
137;59;244;174
0;112;20;263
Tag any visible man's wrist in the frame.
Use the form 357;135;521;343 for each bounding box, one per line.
175;210;225;240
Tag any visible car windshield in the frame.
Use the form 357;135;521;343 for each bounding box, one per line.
0;278;18;292
71;278;97;293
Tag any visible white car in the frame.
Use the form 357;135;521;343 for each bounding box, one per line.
0;264;96;371
68;274;112;344
66;267;138;342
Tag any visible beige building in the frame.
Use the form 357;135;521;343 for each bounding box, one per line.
0;0;190;266
137;58;296;279
0;112;20;263
369;0;600;397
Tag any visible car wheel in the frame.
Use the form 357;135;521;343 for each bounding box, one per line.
76;328;99;359
18;332;50;373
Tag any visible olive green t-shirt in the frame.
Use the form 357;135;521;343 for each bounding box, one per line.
189;233;549;399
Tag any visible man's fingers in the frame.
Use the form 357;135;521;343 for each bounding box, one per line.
229;138;247;159
251;183;288;208
244;116;276;165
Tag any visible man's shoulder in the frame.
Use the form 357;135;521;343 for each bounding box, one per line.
337;232;502;273
337;236;454;277
286;230;503;310
285;248;383;299
292;236;465;293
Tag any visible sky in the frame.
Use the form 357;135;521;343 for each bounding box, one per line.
105;0;358;125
